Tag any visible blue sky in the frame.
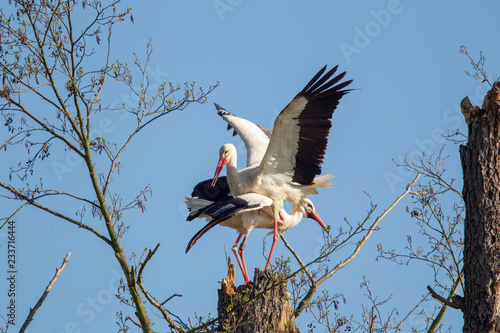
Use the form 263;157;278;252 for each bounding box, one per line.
1;0;500;331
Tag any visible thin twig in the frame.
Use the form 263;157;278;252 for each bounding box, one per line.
161;294;183;306
127;315;142;328
281;235;315;283
0;183;112;246
19;253;71;333
293;175;420;318
319;174;420;284
394;292;430;331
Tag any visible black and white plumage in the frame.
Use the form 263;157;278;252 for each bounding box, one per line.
210;65;351;269
185;193;326;284
187;108;329;283
191;105;272;202
185;193;273;251
212;65;351;199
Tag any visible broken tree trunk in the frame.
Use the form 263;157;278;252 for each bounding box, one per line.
217;261;297;333
460;81;500;332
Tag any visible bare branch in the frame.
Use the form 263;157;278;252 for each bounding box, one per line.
0;182;112;246
136;243;185;333
427;285;464;311
19;252;71;333
6;97;84;158
459;45;493;87
281;235;314;283
161;294;183;306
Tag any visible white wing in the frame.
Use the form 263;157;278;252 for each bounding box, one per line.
215;103;271;167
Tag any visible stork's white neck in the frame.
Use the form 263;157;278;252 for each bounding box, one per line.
277;205;304;232
225;151;237;173
225;147;238;180
224;147;245;196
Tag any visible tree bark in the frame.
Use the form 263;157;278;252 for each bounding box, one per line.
217;264;297;333
460;81;500;332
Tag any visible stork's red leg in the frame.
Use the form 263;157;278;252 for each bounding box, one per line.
259;209;285;224
238;236;250;284
232;234;249;284
258;209;274;218
264;217;279;270
279;211;285;222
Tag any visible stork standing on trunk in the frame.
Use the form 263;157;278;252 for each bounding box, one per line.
187;108;327;283
211;65;352;269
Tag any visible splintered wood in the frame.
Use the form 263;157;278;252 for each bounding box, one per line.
220;258;237;296
461;82;500;125
217;267;297;332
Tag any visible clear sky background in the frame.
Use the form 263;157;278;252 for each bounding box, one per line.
1;0;500;332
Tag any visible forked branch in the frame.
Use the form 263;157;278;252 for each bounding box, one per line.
136;243;185;333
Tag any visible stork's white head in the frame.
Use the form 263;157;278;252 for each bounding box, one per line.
300;198;329;233
211;144;237;187
219;143;236;161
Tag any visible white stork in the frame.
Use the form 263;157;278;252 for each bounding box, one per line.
185;193;326;285
191;104;328;273
211;65;352;269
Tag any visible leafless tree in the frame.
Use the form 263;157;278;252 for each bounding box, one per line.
0;1;216;332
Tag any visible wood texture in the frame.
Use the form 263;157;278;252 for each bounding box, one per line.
460;81;500;332
217;267;297;332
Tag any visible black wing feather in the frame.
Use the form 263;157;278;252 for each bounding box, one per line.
186;218;223;253
292;65;353;185
185;196;259;252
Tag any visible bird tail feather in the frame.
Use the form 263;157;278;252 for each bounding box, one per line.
312;174;333;189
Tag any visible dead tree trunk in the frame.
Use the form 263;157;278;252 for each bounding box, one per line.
460;81;500;332
217;262;297;333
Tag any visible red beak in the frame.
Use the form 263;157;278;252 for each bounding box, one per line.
211;156;228;187
307;210;329;233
